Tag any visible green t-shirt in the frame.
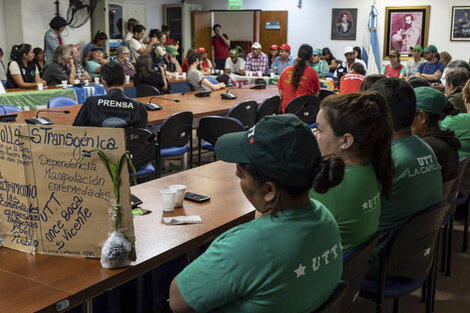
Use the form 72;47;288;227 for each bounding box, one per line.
86;60;101;79
311;60;329;78
176;200;343;313
371;136;442;268
441;113;470;158
310;165;380;254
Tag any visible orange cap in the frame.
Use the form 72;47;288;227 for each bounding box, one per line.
197;47;206;54
279;43;291;51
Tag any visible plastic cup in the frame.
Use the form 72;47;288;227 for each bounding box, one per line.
37;83;43;91
246;71;251;77
84;79;89;85
270;73;275;78
74;79;80;84
61;80;68;88
257;72;262;77
94;77;100;84
182;72;186;79
125;75;130;84
169;185;186;208
160;189;176;212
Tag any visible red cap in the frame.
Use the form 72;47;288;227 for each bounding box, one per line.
279;43;291;51
270;44;279;50
197;47;206;54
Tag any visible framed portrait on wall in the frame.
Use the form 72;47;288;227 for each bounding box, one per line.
451;6;470;40
383;6;430;60
331;8;357;40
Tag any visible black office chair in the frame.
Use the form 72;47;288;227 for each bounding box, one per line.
360;201;449;313
227;100;258;129
319;89;336;100
341;233;380;313
197;116;245;165
157;111;193;177
313;281;348;313
125;128;158;184
285;95;321;127
136;84;161;97
256;95;281;122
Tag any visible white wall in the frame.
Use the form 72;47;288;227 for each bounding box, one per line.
190;0;470;63
214;11;255;41
0;0;6;56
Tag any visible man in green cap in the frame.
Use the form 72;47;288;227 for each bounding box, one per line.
416;44;445;83
405;45;425;80
224;48;246;75
310;48;330;78
162;45;182;75
169;114;345;313
411;86;461;182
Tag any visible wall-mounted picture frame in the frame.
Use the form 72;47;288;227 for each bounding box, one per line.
331;8;357;40
451;6;470;41
383;6;430;60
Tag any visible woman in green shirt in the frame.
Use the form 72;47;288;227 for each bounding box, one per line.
311;92;394;253
311;48;330;78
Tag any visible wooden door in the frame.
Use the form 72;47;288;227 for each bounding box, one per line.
259;11;288;55
192;11;212;60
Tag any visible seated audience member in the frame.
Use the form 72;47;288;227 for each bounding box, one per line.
339;62;366;94
44;16;67;64
268;44;279;67
246;42;269;74
367;78;442;274
33;47;45;77
440;51;453;86
412;87;460;182
405;45;425;80
311;92;393;253
132;54;169;94
43;44;75;85
114;46;135;77
270;43;294;75
73;44;91;81
83;31;108;65
359;74;386;91
154;31;167;58
381;50;405;79
186;53;225;91
277;44;320;113
161;24;177;47
124;18;139;49
340;46;367;75
87;48;108;79
6;43;45;89
197;47;213;74
353;46;362;60
224;48;245;75
415;45;445;83
73;62;147;127
322;47;338;73
0;47;6;81
129;24;158;63
170;114;344;313
310;48;329;78
162;45;183;75
181;48;196;72
441;79;470;158
445;68;469;113
408;76;430;88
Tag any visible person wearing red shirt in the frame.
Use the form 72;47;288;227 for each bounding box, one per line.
277;44;321;113
212;24;230;71
381;50;405;79
197;47;213;74
339;63;366;94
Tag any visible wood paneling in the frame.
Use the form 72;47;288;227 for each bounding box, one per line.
259;11;288;55
192;10;213;60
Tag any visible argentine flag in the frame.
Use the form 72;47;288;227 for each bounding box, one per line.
362;5;381;75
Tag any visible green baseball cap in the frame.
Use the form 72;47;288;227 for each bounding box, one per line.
215;114;322;186
313;48;322;55
410;45;423;53
229;48;239;57
166;45;179;56
414;86;448;115
423;45;438;53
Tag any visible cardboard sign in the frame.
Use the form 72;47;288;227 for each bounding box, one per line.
0;123;135;260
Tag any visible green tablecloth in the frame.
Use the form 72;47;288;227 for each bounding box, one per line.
0;89;76;110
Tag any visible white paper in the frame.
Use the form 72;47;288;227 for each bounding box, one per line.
162;215;203;225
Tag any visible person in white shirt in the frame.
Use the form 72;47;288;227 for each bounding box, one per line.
225;49;246;75
124;18;139;49
341;46;367;75
128;24;158;64
405;45;425;80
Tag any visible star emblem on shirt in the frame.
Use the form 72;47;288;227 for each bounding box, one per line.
294;264;306;278
362;201;369;210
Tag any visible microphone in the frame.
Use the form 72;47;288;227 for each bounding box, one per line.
0;105;18;122
143;96;163;111
150;96;180;103
130;133;157;160
25;109;70;125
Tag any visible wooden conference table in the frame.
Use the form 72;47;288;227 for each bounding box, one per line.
12;85;278;126
0;161;254;313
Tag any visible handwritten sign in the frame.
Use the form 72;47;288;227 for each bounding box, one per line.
0;123;135;260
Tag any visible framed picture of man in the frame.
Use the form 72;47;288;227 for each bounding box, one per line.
331;8;357;40
451;6;470;40
383;6;430;60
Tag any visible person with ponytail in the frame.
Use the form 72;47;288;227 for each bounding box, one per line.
170;114;345;313
310;92;393;253
277;44;321;113
6;44;45;89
